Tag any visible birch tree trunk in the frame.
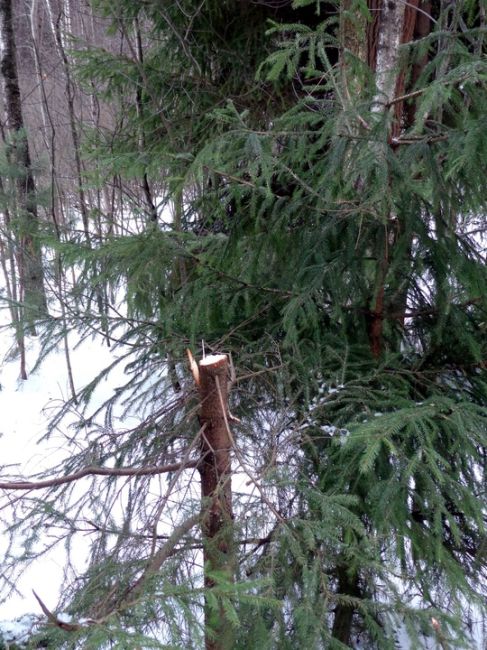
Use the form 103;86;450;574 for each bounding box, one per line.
364;0;430;358
332;1;433;641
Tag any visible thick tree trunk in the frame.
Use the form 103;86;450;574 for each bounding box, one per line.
0;0;46;324
196;353;235;650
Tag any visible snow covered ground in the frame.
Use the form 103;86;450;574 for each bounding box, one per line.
0;314;128;627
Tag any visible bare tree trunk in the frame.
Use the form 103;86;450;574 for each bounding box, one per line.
134;16;158;223
196;353;235;650
46;0;91;244
367;0;407;359
27;0;77;399
0;0;47;327
45;0;109;342
0;203;27;379
370;0;407;111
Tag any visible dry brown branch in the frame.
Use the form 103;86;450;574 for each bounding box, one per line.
187;347;200;386
0;459;198;491
33;590;83;632
120;513;201;604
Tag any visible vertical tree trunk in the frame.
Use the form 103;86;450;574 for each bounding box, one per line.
0;187;27;379
331;568;361;646
363;1;431;358
367;0;407;359
333;0;433;639
196;353;235;650
47;0;91;244
0;0;46;324
134;16;158;223
46;0;109;340
29;0;77;400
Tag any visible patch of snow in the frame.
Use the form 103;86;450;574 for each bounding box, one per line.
0;613;38;645
0;322;134;620
199;353;227;366
57;612;73;624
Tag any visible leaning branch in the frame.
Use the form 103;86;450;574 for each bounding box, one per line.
32;513;202;629
120;513;201;604
0;459;198;491
33;590;85;632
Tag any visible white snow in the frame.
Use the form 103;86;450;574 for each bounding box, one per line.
0;613;38;645
199;353;227;366
0;307;485;648
0;316;129;622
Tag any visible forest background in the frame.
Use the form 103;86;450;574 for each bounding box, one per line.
0;0;486;648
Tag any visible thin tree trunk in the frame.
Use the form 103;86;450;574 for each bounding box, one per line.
0;0;47;327
332;567;361;646
0;215;27;379
365;1;432;357
47;0;91;244
29;0;77;400
196;353;235;650
46;0;109;340
134;16;158;223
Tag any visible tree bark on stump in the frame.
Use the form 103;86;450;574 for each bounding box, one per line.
196;353;235;650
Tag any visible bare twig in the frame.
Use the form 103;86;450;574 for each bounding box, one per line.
33;590;84;632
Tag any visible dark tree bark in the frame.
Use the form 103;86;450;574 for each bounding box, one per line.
332;568;361;646
0;0;46;325
196;353;235;650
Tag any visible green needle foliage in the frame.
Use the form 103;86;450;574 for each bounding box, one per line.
6;0;486;647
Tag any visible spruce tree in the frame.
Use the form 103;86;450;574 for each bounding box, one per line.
1;1;486;647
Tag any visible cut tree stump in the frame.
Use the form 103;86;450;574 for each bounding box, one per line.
195;353;235;650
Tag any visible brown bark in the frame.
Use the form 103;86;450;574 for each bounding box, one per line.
197;353;235;650
332;568;361;646
391;0;420;139
404;1;432;128
0;458;198;491
0;0;47;323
